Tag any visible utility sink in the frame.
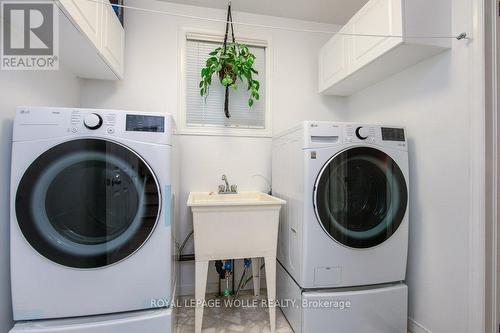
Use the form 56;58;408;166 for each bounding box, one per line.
187;191;286;260
187;191;285;207
187;191;286;333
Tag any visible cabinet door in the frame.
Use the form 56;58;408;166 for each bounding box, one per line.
348;0;403;72
100;3;125;78
318;33;349;93
58;0;102;48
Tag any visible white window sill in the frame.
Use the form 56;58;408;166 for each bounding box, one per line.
176;126;272;138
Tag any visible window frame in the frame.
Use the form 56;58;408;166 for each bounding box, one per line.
178;28;273;138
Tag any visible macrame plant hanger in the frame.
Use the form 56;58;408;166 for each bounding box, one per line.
221;2;236;118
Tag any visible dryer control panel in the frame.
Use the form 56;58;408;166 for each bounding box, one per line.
126;114;165;133
13;107;174;145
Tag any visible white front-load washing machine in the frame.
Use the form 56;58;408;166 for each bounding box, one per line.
10;107;178;321
273;121;409;289
273;121;409;333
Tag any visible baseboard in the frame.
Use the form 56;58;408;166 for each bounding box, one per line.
408;318;432;333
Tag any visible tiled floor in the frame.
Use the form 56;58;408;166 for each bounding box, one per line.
175;291;410;333
176;291;293;333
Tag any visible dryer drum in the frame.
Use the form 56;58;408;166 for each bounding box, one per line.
15;138;161;269
314;147;408;249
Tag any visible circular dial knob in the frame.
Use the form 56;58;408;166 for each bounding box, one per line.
84;113;103;130
355;126;370;140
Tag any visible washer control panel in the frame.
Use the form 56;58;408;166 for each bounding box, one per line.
301;122;406;151
345;125;377;143
381;127;405;142
344;124;406;150
355;126;369;140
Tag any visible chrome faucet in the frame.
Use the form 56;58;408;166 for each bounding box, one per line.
222;174;230;192
219;174;238;194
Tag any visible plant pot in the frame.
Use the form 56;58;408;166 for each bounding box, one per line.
218;64;236;119
218;64;237;84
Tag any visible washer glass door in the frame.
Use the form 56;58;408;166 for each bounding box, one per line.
314;147;408;249
16;139;161;268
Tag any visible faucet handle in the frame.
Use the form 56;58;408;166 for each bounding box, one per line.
230;185;238;193
218;185;225;194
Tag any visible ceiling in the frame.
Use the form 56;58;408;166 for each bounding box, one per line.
163;0;369;25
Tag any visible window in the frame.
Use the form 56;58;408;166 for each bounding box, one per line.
180;32;270;137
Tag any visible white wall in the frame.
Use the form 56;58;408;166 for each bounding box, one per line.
79;0;345;294
0;68;80;333
0;1;482;333
343;2;476;332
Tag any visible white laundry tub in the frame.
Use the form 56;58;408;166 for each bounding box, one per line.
187;191;285;261
187;191;286;333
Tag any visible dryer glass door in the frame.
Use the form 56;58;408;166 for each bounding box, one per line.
314;147;407;249
15;139;161;268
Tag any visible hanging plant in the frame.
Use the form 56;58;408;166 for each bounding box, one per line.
199;3;260;119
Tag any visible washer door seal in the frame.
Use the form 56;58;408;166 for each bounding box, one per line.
314;147;408;249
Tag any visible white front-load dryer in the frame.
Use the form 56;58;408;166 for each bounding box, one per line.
10;107;178;320
273;121;409;289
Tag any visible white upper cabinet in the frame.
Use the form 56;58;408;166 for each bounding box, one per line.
57;0;124;80
58;0;102;48
319;0;451;96
348;0;402;72
319;34;349;91
100;2;125;77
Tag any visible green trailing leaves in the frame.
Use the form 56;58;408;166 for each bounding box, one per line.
199;42;261;110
